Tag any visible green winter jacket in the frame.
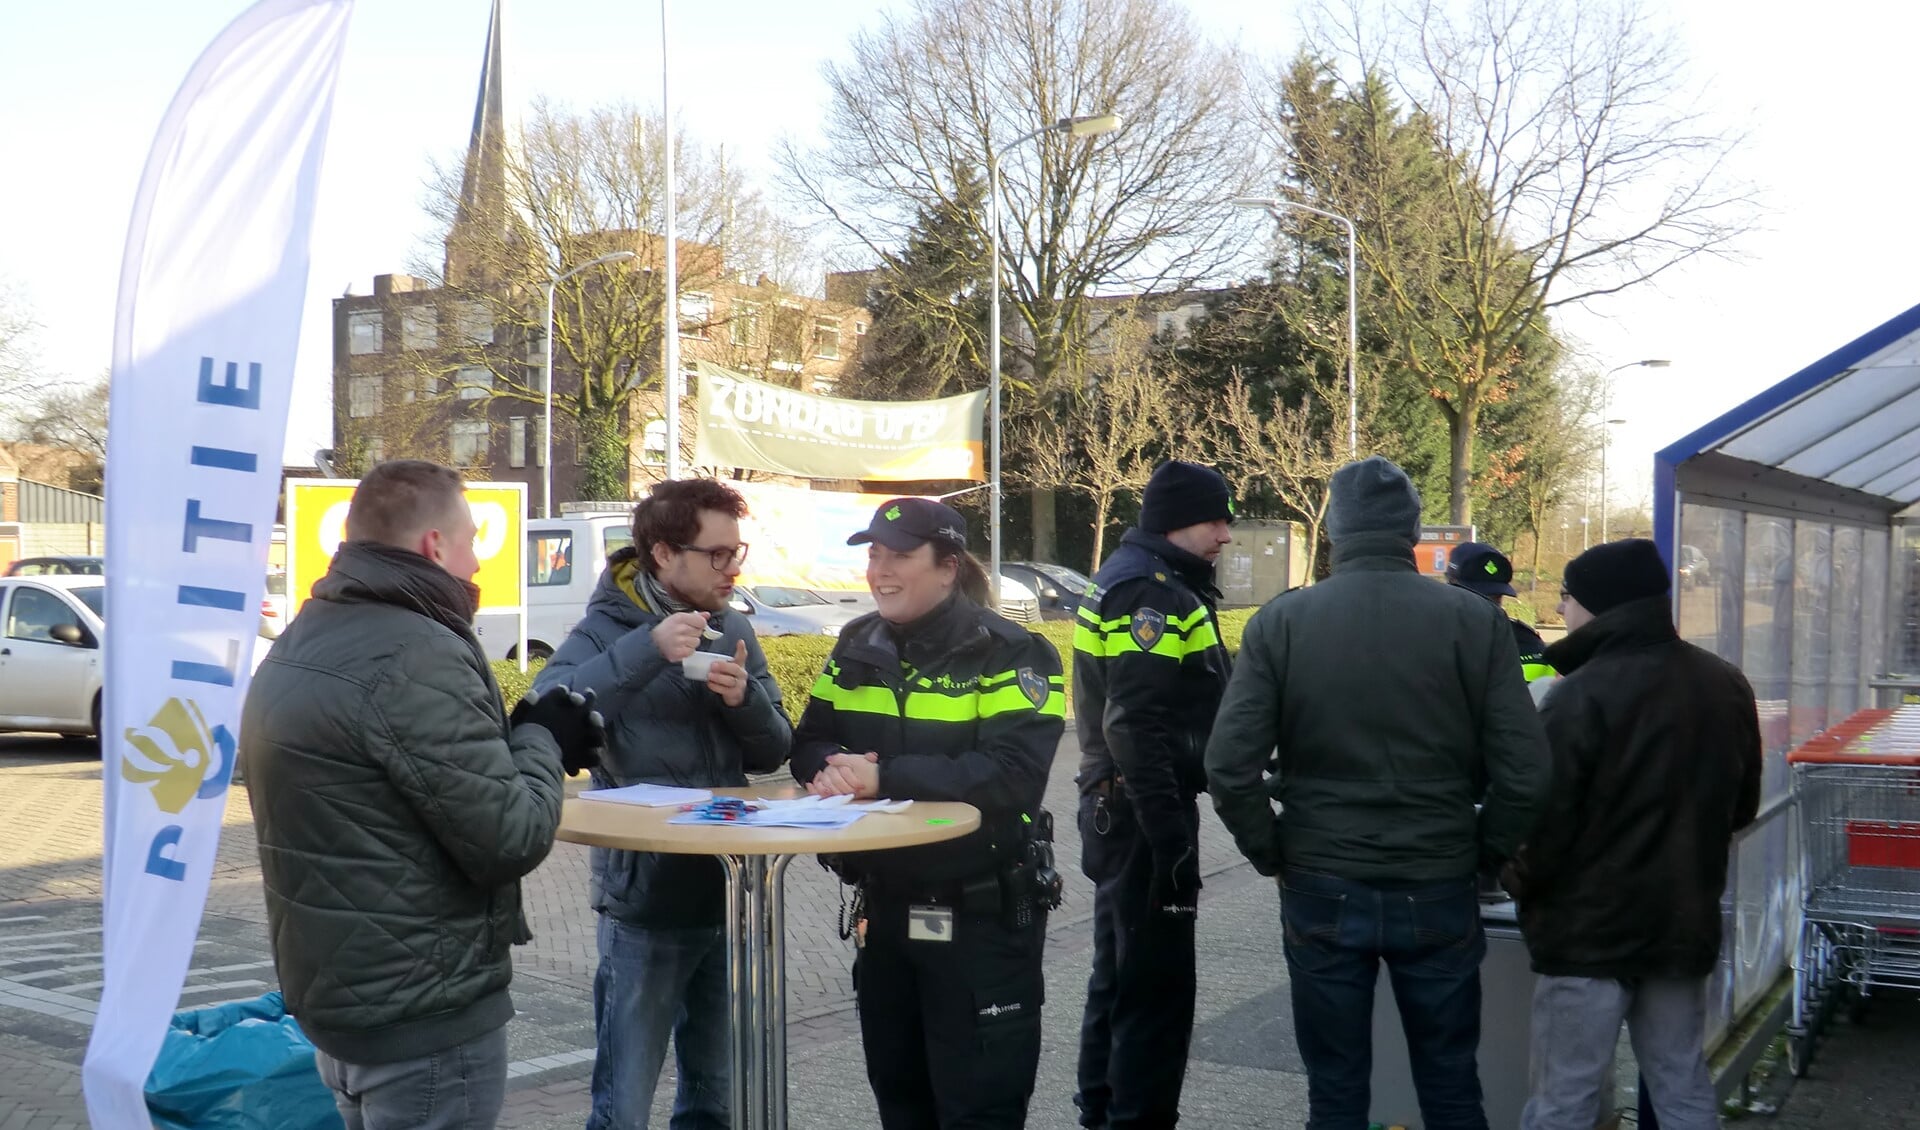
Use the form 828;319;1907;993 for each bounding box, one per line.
1204;533;1552;882
240;541;565;1065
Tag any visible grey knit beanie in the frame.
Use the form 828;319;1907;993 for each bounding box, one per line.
1326;456;1422;542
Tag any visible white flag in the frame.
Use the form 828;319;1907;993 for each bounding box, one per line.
83;1;354;1125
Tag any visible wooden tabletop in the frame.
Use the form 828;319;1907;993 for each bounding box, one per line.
556;782;981;856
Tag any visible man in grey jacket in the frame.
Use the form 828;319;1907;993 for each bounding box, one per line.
243;460;599;1129
535;477;792;1130
1205;456;1552;1130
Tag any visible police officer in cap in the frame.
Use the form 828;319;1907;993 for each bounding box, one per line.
1073;461;1235;1130
1448;542;1555;686
793;496;1066;1129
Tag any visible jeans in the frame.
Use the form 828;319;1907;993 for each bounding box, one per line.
1280;869;1487;1130
1522;976;1717;1130
1075;790;1197;1129
314;1025;508;1130
586;914;731;1130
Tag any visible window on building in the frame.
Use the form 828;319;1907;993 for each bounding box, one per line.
855;321;868;337
401;306;438;350
455;302;494;345
730;302;761;347
529;532;575;587
348;376;382;418
770;305;806;369
814;318;841;359
680;292;713;338
509;417;528;468
450;420;490;467
365;435;385;464
641;418;668;466
456;367;494;400
1155;310;1178;337
347;311;384;354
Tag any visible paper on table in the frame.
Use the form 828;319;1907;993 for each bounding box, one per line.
581;783;715;807
668;807;869;830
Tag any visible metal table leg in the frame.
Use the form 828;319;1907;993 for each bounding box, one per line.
721;855;795;1130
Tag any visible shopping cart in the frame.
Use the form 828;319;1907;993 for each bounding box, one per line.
1787;705;1920;1074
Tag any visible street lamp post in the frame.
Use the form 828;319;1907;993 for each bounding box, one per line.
1233;197;1361;457
986;111;1123;592
1597;359;1671;543
543;250;637;517
660;0;682;481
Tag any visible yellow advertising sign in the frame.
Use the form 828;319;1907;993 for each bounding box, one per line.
286;480;526;615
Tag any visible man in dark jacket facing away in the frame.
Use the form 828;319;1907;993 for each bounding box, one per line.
1073;460;1236;1130
535;478;792;1130
1512;540;1762;1130
1205;456;1552;1130
243;460;597;1130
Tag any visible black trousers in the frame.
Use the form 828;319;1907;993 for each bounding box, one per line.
855;892;1046;1129
1074;790;1199;1130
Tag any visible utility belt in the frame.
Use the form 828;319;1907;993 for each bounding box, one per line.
839;810;1062;937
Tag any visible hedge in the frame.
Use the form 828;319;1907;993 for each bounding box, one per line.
492;607;1260;725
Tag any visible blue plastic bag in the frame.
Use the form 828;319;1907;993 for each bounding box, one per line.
144;991;343;1130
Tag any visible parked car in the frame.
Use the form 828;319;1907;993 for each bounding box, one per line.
259;569;289;639
5;556;104;577
810;575;1043;623
999;561;1093;620
1677;544;1712;589
0;575;106;738
726;584;863;637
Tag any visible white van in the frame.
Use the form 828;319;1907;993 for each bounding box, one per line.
474;505;634;662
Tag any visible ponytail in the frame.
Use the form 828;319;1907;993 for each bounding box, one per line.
939;547;994;607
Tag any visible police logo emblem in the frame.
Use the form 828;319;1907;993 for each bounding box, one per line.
1130;608;1167;650
1017;667;1049;708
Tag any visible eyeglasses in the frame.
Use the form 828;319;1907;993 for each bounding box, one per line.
677;542;750;572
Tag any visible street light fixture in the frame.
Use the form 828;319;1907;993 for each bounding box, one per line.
542;249;637;518
1233;196;1361;458
1597;359;1670;542
986;110;1124;592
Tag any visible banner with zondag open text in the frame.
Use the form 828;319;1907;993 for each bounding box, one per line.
83;2;354;1125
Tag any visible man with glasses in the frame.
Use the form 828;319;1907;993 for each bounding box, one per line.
536;478;792;1130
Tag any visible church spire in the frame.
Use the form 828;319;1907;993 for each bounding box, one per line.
446;0;505;284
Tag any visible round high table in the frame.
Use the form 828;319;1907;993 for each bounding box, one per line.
557;784;980;1130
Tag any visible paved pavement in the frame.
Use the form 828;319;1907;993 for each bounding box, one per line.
2;728;1916;1129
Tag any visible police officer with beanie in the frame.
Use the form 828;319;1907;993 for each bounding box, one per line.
1447;542;1555;686
1073;461;1235;1130
793;497;1066;1129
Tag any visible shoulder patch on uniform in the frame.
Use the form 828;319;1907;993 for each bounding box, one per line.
1017;667;1049;708
1130;607;1167;650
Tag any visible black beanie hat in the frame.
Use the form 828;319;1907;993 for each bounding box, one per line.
1326;456;1422;542
1138;461;1233;535
1563;539;1670;616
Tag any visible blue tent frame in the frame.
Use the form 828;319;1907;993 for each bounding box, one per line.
1654;302;1920;567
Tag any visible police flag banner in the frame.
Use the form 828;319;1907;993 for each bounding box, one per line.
83;2;354;1126
693;360;988;481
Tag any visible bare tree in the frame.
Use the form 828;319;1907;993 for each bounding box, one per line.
1274;0;1750;523
0;285;51;427
1016;308;1190;571
780;0;1260;559
401;100;810;497
1204;370;1360;580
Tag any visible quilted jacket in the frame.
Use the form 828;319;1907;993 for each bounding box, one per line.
240;541;566;1065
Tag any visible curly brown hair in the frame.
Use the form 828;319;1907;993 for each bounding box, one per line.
631;479;750;574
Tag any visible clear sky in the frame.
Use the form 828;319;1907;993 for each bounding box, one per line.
2;0;1916;510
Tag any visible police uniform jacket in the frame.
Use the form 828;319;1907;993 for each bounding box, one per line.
1512;618;1553;683
1073;529;1232;861
791;594;1066;889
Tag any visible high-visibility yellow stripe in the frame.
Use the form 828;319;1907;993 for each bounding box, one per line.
811;672;1065;722
1522;662;1557;683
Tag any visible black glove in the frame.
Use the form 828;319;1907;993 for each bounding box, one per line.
512;686;606;774
1148;841;1202;916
